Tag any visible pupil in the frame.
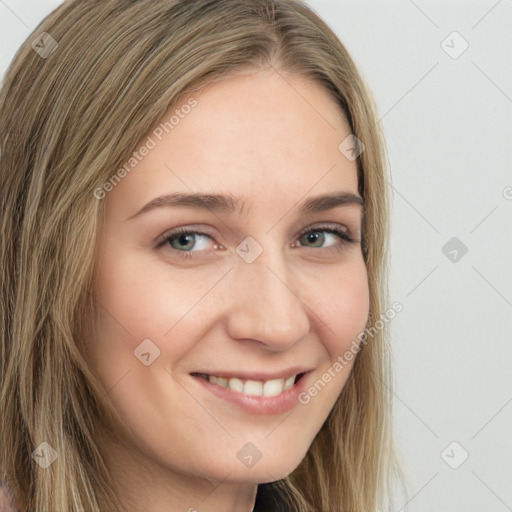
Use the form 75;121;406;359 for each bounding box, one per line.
305;232;323;247
177;234;194;250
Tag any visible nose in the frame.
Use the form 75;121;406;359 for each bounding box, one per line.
224;245;311;351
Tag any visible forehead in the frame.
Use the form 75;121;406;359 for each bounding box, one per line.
104;69;359;219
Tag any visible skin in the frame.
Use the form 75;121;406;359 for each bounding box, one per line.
0;481;18;512
91;67;369;512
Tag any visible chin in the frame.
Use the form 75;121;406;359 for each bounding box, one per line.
231;449;309;484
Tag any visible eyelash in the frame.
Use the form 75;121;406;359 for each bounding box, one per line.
156;224;356;261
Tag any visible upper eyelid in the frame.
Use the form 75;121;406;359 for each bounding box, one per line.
296;221;350;236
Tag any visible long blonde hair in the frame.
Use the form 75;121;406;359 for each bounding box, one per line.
0;1;406;510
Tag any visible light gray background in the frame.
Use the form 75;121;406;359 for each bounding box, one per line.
1;1;511;511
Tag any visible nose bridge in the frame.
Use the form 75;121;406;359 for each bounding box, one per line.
224;243;311;348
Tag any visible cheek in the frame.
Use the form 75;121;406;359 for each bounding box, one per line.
302;259;369;403
94;245;204;339
310;257;370;359
91;249;225;389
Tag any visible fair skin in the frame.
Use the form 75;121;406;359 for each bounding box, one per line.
91;68;369;512
0;481;18;512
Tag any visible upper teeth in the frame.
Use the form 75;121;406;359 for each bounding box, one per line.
205;374;297;397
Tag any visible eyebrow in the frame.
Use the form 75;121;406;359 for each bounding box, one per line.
127;190;363;220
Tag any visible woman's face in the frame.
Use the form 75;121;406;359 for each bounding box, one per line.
92;68;369;492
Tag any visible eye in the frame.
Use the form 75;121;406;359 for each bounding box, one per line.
294;225;355;249
156;223;357;261
156;227;217;259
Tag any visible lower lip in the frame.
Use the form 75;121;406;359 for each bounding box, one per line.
191;373;310;415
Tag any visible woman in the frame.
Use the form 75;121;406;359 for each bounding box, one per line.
0;1;406;510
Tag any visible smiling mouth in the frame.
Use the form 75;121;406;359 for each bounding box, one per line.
191;372;306;398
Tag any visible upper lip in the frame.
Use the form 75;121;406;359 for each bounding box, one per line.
190;367;312;381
